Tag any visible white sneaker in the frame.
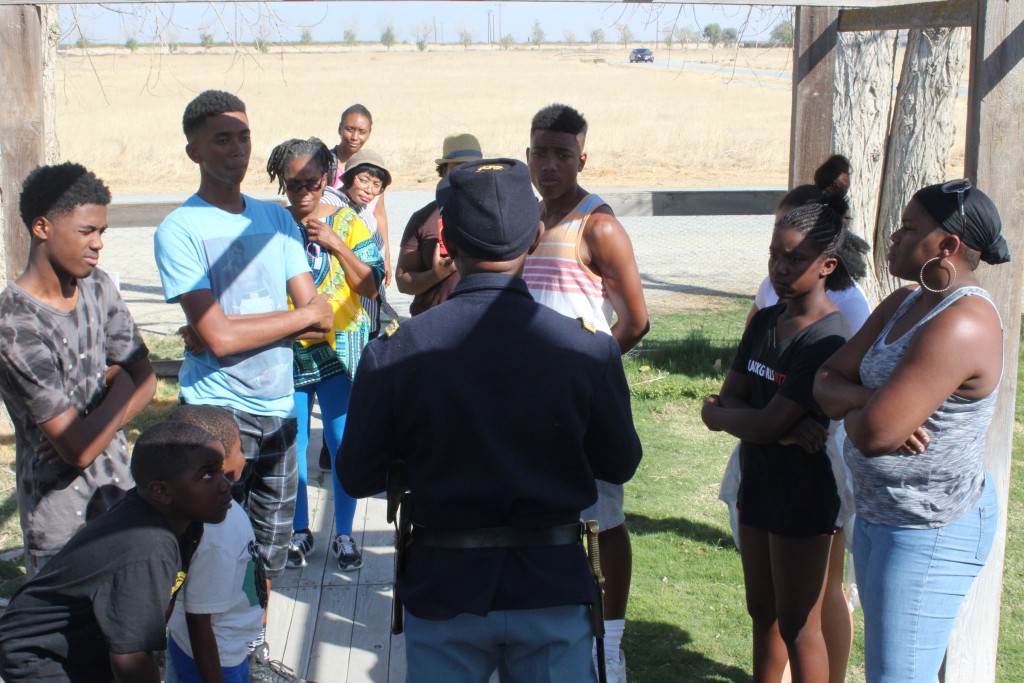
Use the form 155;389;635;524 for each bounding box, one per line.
605;652;626;683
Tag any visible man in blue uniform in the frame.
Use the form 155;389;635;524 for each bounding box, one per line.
338;158;642;682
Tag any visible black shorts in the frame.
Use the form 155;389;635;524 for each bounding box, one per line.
738;441;840;537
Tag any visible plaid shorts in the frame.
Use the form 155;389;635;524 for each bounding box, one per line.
221;406;298;579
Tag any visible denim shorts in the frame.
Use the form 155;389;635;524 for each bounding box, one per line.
580;480;625;531
853;474;998;683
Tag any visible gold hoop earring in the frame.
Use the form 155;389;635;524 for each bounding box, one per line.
919;256;957;293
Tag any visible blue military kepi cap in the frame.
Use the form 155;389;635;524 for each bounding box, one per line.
436;158;540;261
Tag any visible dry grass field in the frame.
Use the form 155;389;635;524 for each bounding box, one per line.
55;44;803;196
54;43;969;197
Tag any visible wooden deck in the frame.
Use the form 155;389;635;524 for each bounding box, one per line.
268;479;406;683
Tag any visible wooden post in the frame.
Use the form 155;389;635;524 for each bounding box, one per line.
789;6;839;189
0;4;45;285
946;1;1024;681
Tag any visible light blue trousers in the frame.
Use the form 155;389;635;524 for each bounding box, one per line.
854;476;997;683
404;604;597;683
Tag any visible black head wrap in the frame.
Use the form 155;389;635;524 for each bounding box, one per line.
912;182;1010;265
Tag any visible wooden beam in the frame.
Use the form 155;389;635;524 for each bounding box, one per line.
789;6;839;188
839;0;976;32
605;190;782;216
0;5;44;284
947;1;1024;681
0;0;970;7
102;191;781;229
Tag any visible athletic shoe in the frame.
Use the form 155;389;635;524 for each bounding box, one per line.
332;533;363;572
286;529;315;568
248;642;311;682
318;442;332;471
605;652;627;683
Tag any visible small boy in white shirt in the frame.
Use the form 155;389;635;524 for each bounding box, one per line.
164;405;274;683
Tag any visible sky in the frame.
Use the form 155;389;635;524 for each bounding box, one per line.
61;2;793;47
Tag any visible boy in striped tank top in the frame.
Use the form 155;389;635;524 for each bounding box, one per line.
524;103;649;683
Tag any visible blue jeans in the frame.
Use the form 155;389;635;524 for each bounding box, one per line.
294;372;357;535
854;476;997;683
166;634;249;683
404;605;597;683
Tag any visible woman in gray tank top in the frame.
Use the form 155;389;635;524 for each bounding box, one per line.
814;181;1010;683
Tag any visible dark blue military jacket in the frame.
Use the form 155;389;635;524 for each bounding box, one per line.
338;273;641;619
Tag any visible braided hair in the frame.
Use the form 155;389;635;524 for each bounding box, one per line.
775;154;866;291
266;137;336;195
777;192;868;292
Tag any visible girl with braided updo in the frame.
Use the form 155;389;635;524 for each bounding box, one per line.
703;191;852;683
266;136;384;573
723;156;870;683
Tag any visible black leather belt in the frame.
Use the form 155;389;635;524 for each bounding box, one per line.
412;522;583;549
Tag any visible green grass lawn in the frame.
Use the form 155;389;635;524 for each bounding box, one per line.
0;309;1020;681
621;302;1023;682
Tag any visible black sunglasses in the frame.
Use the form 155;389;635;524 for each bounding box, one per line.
285;177;325;194
941;178;972;234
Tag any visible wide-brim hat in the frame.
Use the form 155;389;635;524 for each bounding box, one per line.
434;133;483;166
435;158;540;261
343;148;392;188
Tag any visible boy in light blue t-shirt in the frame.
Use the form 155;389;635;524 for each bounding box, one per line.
154;90;332;679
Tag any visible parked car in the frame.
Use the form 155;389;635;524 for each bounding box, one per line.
629;48;654;63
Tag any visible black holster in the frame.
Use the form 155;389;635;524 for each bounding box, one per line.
386;461;412;635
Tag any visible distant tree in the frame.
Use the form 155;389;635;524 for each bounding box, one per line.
563;29;576;47
200;32;214;51
74;35;90;50
530;20;545;47
591;28;605;44
460;29;473;50
770;20;794;47
414;22;432;49
675;27;700;45
662;26;674;49
618;25;634;47
125;37;139;53
722;27;739;46
499;33;514;50
300;29;314;45
253;36;269;54
381;25;396;51
343;29;357;46
703;23;722;48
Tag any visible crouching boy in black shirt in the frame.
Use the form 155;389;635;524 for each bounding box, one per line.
0;420;234;683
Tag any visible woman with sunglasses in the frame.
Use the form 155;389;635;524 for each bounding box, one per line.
814;180;1010;682
267;137;384;573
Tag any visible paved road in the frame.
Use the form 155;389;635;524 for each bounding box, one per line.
100;191;772;338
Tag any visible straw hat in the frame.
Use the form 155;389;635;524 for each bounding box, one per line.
434;133;483;166
343;149;392;189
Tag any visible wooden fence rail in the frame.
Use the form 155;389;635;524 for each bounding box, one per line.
104;190;784;230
